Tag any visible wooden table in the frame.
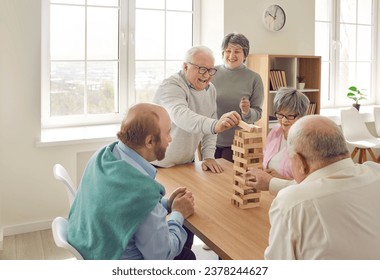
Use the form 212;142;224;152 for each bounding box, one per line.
156;158;273;260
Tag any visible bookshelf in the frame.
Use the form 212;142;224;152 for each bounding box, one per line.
247;54;321;143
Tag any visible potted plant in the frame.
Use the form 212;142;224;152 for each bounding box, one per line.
297;76;305;90
347;86;367;111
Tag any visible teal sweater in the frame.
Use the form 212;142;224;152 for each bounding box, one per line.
68;142;165;260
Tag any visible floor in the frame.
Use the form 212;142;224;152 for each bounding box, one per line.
0;230;218;260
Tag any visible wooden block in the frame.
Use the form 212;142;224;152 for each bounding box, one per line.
232;184;253;194
235;129;262;139
238;120;255;132
233;165;247;174
231;196;260;209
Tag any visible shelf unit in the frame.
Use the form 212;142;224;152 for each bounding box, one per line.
247;54;321;142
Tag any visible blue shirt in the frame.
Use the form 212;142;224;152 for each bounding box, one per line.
112;141;187;259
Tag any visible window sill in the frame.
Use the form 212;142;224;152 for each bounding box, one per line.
320;105;376;125
36;124;119;147
269;105;377;129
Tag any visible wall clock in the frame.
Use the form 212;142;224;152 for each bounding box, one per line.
263;4;286;32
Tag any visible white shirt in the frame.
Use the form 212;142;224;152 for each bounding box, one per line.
265;159;380;260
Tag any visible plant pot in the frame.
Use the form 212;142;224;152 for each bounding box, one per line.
353;104;360;111
298;82;305;90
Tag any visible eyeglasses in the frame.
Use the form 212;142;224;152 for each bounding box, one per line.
187;62;217;76
275;112;298;120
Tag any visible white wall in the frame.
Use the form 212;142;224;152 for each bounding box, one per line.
0;0;316;234
202;0;315;60
200;0;225;65
0;0;111;235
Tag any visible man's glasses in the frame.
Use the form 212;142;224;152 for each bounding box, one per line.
275;112;298;120
187;62;217;76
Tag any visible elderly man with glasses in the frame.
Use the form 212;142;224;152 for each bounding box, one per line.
152;46;240;173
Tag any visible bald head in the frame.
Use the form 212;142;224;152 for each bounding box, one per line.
117;103;170;149
288;115;349;164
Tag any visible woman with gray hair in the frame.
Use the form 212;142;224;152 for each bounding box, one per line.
245;87;310;195
264;87;310;178
212;33;264;162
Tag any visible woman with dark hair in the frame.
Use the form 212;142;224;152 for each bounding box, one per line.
212;33;264;162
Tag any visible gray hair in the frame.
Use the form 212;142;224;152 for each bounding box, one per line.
288;115;349;162
273;88;310;117
221;33;250;59
184;46;215;63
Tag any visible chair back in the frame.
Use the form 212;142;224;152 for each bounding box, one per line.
340;107;374;142
52;217;84;260
53;164;76;206
374;107;380;137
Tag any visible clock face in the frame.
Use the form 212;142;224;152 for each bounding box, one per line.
263;5;286;31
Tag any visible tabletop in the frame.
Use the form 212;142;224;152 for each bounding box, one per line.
156;158;274;260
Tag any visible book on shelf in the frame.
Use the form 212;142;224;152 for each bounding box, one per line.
269;70;287;91
307;102;316;115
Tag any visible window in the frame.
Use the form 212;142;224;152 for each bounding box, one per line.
42;0;197;129
315;0;377;107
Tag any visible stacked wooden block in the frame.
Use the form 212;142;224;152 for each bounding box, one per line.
231;122;263;209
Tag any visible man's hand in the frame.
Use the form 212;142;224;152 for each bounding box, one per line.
265;168;292;180
167;187;187;213
201;158;224;173
245;168;273;192
214;111;241;133
239;96;250;116
171;190;195;219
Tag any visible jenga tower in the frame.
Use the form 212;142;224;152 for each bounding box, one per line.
231;125;263;209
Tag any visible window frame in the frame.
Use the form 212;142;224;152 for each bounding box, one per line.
41;0;199;129
315;0;378;108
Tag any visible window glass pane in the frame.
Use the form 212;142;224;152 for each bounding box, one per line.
315;22;330;60
357;62;371;97
357;26;371;61
337;62;357;105
340;23;356;61
135;61;165;103
51;0;84;4
51;62;85;116
315;0;330;21
51;5;85;60
87;7;119;60
166;61;182;78
167;0;193;11
136;0;164;9
358;0;372;24
87;62;118;114
340;0;357;23
320;62;331;106
166;12;193;60
87;0;119;6
135;10;165;59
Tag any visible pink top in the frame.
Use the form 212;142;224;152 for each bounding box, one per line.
263;125;293;178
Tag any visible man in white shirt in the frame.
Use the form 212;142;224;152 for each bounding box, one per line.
264;115;380;259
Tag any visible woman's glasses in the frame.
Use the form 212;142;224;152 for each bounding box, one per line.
275;112;298;120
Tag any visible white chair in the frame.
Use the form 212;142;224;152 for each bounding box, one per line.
374;106;380;138
53;164;77;206
52;217;84;260
340;107;380;163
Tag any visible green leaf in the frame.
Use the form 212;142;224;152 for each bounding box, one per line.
348;86;357;91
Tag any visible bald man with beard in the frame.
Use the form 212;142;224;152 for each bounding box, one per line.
68;103;195;260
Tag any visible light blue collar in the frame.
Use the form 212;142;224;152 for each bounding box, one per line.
115;141;157;179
